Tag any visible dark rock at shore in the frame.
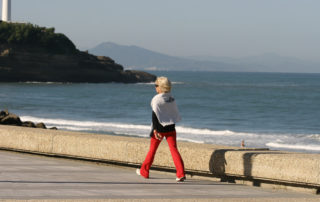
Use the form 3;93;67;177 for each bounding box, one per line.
22;121;36;128
0;110;52;130
1;113;22;126
0;110;8;119
35;122;46;129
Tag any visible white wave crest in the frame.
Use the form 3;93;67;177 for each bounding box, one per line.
266;142;320;151
176;126;257;137
307;134;320;140
55;126;94;131
20;116;150;130
21;115;258;137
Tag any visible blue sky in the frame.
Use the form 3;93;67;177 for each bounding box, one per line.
3;0;320;63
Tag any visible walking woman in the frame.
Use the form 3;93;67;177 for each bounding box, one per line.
136;76;186;182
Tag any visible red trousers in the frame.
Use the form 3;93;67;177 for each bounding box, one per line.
140;130;185;178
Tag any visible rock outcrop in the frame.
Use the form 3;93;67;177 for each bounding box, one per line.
0;110;55;130
0;22;156;83
0;46;156;83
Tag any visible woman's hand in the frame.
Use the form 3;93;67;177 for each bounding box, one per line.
154;130;163;140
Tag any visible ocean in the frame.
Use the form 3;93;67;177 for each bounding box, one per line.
1;71;320;153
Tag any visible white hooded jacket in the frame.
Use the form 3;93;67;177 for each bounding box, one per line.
151;93;181;126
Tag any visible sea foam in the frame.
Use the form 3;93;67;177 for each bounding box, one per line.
266;142;320;151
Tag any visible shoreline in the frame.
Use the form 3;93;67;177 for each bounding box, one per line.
2;108;320;154
17;114;320;154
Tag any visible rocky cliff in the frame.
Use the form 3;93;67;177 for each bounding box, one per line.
0;22;156;83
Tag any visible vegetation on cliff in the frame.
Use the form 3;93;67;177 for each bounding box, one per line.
0;21;76;54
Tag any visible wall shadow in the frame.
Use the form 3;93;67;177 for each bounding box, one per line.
209;149;285;184
209;149;237;182
242;151;285;179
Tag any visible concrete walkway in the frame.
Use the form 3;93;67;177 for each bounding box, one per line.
0;150;319;201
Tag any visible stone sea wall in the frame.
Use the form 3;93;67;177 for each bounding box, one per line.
0;125;319;194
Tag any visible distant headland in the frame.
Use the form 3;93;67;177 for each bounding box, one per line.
0;21;156;83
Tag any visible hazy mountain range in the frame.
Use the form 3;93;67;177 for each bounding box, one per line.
89;42;319;73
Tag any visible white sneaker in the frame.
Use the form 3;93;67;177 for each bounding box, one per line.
136;169;141;176
176;176;186;182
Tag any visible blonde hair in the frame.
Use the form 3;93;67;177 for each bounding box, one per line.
155;76;172;93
